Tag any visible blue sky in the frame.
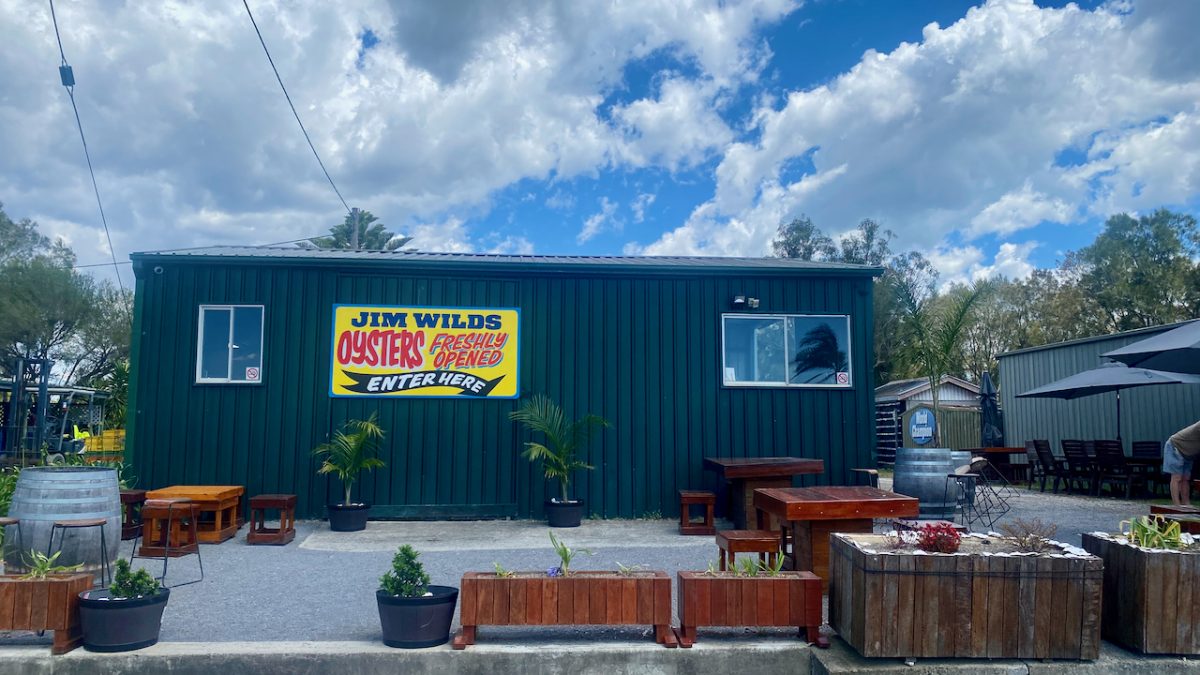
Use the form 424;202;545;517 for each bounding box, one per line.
1;0;1198;286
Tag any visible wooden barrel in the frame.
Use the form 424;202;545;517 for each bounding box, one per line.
892;447;955;519
2;467;121;580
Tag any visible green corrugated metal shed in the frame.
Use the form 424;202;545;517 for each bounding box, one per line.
127;246;880;520
998;320;1200;452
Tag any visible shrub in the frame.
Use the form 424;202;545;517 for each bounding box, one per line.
999;517;1058;553
20;550;82;580
380;545;431;597
916;522;961;553
109;559;160;598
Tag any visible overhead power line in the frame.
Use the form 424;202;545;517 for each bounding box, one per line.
241;0;352;216
48;0;126;295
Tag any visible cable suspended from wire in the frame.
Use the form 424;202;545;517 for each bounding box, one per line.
241;0;352;216
47;0;126;295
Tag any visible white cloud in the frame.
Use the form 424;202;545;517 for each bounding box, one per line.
631;193;656;223
0;0;796;264
406;217;473;253
486;235;535;255
634;0;1200;257
578;197;618;244
927;240;1038;288
968;182;1073;237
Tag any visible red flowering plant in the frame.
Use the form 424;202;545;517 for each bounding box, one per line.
916;522;962;553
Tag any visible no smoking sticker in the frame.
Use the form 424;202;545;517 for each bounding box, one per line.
836;372;849;385
246;367;260;381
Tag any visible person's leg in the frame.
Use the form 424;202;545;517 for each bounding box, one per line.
1182;470;1193;507
1172;473;1188;505
1164;441;1189;505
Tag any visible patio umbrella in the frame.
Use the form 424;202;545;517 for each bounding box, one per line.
1102;320;1200;375
1015;362;1200;443
979;372;1004;447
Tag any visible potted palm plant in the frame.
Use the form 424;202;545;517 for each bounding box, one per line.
78;559;169;652
510;394;609;528
377;545;458;648
313;413;386;531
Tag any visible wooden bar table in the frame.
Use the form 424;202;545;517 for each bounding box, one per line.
703;457;824;529
754;486;918;592
961;446;1029;482
145;485;245;544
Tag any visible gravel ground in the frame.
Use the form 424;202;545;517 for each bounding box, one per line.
0;483;1168;647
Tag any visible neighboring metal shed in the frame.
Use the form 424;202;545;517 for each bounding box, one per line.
127;246;880;520
998;320;1200;452
874;376;980;464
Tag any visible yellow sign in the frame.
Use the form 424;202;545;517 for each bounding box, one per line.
329;305;520;398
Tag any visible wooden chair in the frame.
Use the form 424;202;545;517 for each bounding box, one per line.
715;530;780;571
1030;440;1069;493
119;489;147;541
47;519;110;587
850;468;879;488
1060;440;1097;495
1131;441;1165;494
678;490;715;535
1093;439;1141;499
131;498;204;587
1023;442;1043;490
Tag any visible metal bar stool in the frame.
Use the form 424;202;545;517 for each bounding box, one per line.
0;516;26;568
46;518;110;587
131;498;204;587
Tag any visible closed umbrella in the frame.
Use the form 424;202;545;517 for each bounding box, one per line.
1102;320;1200;375
1015;362;1200;443
979;372;1004;447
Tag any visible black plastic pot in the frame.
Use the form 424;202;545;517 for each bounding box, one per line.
544;499;585;528
77;588;170;652
328;502;371;531
377;585;459;648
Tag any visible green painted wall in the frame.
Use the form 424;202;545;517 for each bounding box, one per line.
128;256;878;519
999;322;1200;453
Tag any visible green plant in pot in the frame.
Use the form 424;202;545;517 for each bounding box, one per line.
377;545;459;648
510;394;610;528
77;559;169;652
313;413;386;531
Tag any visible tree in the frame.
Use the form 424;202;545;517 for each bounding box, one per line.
771;216;836;260
309;210;412;251
837;218;894;267
1065;209;1200;332
0;202;73;267
893;276;992;444
792;323;848;379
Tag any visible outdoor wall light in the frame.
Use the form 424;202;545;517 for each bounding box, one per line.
732;295;746;307
747;297;760;309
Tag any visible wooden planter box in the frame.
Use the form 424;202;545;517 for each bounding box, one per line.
1083;532;1200;654
452;571;675;648
829;534;1102;660
0;573;94;654
676;571;826;648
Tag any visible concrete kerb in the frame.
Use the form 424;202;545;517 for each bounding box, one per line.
810;637;1200;675
0;641;814;675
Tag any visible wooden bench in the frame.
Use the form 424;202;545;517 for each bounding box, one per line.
247;494;297;545
716;529;780;571
679;490;715;535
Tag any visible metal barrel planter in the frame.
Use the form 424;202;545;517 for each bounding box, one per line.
2;467;121;580
892;447;955;519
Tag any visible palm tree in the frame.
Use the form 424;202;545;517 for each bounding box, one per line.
509;395;609;503
313;413;386;506
308;210;412;251
792;323;848;382
893;278;993;444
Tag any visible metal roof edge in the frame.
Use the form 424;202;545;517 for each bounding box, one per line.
129;249;883;277
996;319;1200;359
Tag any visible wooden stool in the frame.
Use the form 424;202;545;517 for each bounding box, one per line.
120;489;147;541
716;529;780;571
247;494;297;545
47;518;110;587
679;490;715;535
132;498;203;587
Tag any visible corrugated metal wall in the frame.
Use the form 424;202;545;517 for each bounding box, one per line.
999;327;1200;453
128;259;877;519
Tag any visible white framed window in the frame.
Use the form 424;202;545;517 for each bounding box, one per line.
196;305;264;384
721;313;852;388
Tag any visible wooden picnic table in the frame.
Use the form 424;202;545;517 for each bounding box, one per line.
145;485;245;544
754;486;918;592
703;457;824;529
